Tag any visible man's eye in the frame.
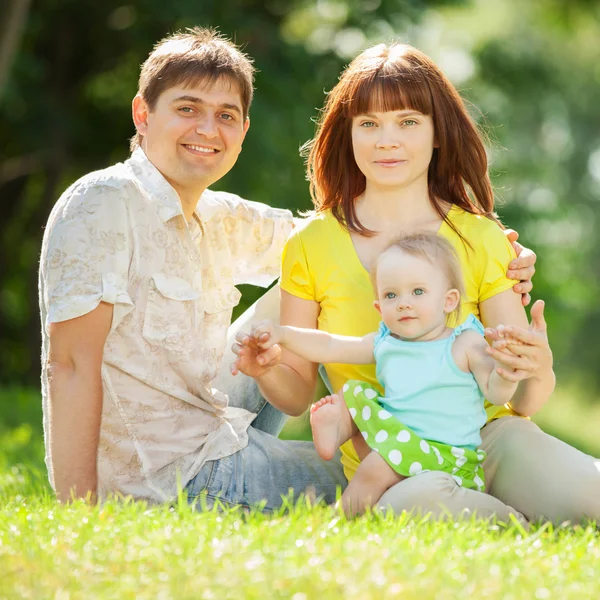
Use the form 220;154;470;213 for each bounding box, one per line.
385;292;396;299
220;113;234;121
413;288;425;296
179;107;194;114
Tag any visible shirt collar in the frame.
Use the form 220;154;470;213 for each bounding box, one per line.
127;148;207;224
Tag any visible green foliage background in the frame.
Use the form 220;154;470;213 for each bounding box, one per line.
2;0;600;401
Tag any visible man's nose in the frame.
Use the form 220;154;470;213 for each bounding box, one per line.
196;116;219;138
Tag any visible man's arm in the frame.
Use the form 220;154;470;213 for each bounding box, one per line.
47;301;113;502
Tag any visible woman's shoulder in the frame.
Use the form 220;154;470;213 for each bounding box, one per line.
448;206;504;239
287;210;339;247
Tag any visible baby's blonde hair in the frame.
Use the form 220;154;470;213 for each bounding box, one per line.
371;232;465;321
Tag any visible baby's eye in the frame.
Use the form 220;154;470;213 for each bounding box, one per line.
413;288;425;296
385;292;396;300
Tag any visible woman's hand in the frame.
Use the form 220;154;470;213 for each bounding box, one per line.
484;300;553;383
504;229;536;307
230;329;282;378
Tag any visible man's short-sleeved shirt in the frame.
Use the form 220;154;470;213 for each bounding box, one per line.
39;148;293;502
280;206;520;481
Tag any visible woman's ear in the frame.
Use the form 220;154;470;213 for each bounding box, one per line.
444;289;460;314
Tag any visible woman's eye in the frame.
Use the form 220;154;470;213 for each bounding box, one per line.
413;288;425;296
402;119;417;126
360;121;376;128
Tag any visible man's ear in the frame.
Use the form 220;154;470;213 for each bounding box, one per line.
444;289;460;314
132;94;149;136
373;300;382;315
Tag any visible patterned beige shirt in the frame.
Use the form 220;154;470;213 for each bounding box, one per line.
39;148;294;502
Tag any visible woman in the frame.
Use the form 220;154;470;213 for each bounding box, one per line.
234;43;600;523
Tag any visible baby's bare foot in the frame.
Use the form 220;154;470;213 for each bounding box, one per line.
310;394;344;461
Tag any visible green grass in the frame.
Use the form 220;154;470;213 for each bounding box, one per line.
1;386;599;599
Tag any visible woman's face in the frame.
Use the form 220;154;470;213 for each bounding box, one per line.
351;109;436;192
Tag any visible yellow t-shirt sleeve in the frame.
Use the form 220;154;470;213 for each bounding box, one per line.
280;228;316;301
476;221;520;302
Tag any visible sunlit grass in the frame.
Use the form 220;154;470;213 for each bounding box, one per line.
1;385;599;599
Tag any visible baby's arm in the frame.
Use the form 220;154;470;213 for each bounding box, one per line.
457;331;519;406
251;320;376;365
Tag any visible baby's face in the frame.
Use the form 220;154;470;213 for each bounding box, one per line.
374;249;456;340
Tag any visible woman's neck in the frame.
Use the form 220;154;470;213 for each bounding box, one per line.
355;179;445;233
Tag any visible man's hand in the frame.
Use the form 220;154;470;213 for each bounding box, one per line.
504;229;536;307
231;327;282;378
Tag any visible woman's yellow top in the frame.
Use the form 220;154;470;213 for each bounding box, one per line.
280;206;522;481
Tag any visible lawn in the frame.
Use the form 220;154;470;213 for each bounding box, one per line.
1;386;599;599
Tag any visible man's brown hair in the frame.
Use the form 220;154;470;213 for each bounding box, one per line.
131;27;255;151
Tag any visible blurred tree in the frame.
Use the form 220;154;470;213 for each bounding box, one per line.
1;0;599;392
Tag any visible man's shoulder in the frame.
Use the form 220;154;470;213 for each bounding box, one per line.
53;161;136;214
201;189;292;221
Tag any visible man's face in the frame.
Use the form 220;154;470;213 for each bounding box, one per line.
134;76;249;197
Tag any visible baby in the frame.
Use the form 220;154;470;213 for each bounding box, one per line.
249;232;520;516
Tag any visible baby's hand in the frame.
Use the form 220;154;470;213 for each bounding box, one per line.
251;320;282;349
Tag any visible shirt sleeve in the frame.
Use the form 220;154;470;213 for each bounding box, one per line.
280;227;316;301
477;221;520;302
228;198;294;287
40;183;134;333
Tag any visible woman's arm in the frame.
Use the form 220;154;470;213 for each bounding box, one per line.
251;320;375;366
480;291;555;416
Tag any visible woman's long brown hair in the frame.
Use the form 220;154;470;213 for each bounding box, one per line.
303;43;500;236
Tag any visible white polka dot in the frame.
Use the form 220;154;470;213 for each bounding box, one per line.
349;407;357;419
455;456;467;468
432;447;444;465
342;383;349;393
419;440;430;454
397;430;411;443
361;431;368;441
362;406;371;420
378;409;392;420
409;462;423;475
473;475;485;490
452;467;458;474
364;388;378;400
375;430;388;444
451;447;465;458
476;452;485;462
388;450;403;465
452;475;463;486
353;385;363;397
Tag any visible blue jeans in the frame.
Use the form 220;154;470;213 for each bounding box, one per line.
185;372;347;511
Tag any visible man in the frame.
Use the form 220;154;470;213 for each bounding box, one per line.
40;27;534;509
40;27;346;507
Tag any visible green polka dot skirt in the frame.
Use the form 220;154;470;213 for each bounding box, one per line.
343;380;486;492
